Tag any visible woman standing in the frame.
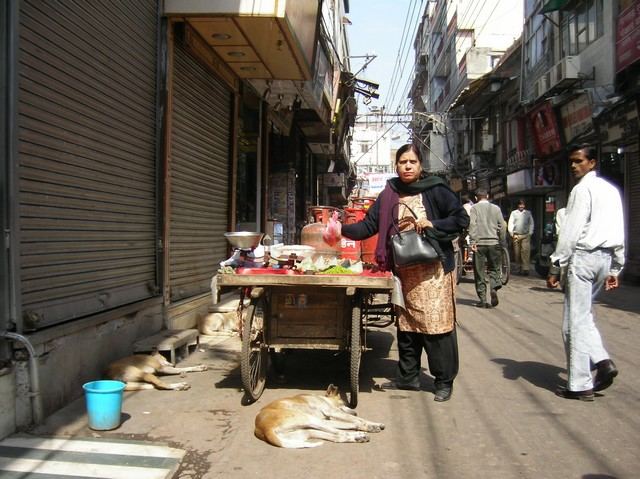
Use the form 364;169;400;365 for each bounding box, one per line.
341;144;469;402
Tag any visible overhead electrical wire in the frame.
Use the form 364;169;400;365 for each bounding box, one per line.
386;0;424;115
384;0;419;110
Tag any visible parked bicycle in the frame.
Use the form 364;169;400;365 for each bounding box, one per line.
455;238;510;286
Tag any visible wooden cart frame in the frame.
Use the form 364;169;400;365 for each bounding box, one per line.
214;273;395;407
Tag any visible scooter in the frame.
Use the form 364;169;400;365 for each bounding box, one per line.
534;224;556;277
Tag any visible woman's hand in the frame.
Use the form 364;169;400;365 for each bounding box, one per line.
398;216;432;234
414;218;433;234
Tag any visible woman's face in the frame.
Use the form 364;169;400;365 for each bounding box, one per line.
396;149;422;184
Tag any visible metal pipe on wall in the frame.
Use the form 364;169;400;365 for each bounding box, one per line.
2;332;43;425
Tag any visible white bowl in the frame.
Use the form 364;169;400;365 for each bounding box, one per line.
271;245;316;261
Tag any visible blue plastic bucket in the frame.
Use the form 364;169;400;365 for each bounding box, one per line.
82;380;126;430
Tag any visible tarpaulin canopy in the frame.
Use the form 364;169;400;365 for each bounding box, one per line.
540;0;571;14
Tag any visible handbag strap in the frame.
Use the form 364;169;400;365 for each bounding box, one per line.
391;202;420;235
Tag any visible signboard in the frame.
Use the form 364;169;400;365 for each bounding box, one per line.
490;176;505;199
533;159;561;187
507;168;533;194
528;101;563;157
616;2;640;73
598;99;639;144
559;93;593;144
363;172;396;195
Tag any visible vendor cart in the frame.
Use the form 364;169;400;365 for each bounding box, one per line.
214;270;395;407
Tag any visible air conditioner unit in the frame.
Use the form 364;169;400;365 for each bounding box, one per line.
481;134;494;151
549;55;581;89
534;75;548;99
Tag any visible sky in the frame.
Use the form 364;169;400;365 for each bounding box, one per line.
346;0;423;143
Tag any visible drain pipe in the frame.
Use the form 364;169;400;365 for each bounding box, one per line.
3;332;43;425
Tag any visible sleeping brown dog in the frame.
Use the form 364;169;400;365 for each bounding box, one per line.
254;385;385;448
105;352;208;391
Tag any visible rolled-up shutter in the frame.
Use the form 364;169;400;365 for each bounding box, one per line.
626;144;640;279
18;1;159;329
169;38;231;302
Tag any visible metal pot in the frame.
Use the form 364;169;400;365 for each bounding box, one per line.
224;232;264;250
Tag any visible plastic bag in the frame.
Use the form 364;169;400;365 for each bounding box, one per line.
322;211;342;246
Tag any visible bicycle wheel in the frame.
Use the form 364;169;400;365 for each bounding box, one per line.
500;246;510;285
348;293;362;408
241;295;268;402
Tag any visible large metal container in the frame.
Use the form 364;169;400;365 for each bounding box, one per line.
301;206;343;258
341;208;363;260
349;199;378;264
224;232;264;249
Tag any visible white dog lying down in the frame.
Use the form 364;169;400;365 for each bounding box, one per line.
254;385;385;448
105;352;208;391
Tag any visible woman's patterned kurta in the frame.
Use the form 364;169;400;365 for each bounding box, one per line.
395;194;456;335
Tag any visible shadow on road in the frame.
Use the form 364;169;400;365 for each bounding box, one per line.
492;358;564;392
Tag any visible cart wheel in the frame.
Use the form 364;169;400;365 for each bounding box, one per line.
241;295;268;403
348;295;362;408
501;246;511;285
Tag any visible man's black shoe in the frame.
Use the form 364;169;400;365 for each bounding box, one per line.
474;301;490;308
379;380;420;391
434;387;452;402
594;359;618;392
555;386;594;401
490;290;499;307
521;270;529;276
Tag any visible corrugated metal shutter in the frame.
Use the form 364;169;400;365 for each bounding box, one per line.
18;1;159;329
625;144;640;279
169;39;231;302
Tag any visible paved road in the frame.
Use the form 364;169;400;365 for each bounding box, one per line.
31;274;640;479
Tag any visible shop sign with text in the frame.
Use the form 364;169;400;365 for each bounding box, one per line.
529;101;563;157
560;94;593;144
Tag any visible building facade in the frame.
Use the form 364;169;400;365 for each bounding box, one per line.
411;0;640;279
410;0;523;171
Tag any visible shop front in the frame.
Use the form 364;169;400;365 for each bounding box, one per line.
507;101;567;250
596;98;639;281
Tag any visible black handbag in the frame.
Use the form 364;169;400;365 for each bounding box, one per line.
390;203;441;268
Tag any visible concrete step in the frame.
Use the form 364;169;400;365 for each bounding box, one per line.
0;434;184;478
133;329;199;364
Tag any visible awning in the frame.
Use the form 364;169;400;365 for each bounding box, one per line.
540;0;571;14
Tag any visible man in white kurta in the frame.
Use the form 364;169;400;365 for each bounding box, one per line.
547;145;625;401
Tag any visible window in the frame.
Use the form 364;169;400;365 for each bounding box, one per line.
236;88;261;231
524;12;552;72
561;0;603;56
361;143;370;154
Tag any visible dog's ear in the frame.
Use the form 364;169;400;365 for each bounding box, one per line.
325;384;339;397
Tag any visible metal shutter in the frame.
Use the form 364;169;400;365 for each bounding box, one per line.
18;1;159;329
169;39;231;302
626;145;640;279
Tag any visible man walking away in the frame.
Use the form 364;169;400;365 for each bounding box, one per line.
508;199;534;275
468;190;505;308
547;144;625;401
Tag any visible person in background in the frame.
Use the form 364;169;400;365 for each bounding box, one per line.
458;193;475;265
468;190;505;308
338;144;469;402
547;144;624;401
554;207;567;288
461;193;475;216
508;199;534;276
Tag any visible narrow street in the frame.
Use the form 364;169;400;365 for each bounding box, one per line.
25;273;640;479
